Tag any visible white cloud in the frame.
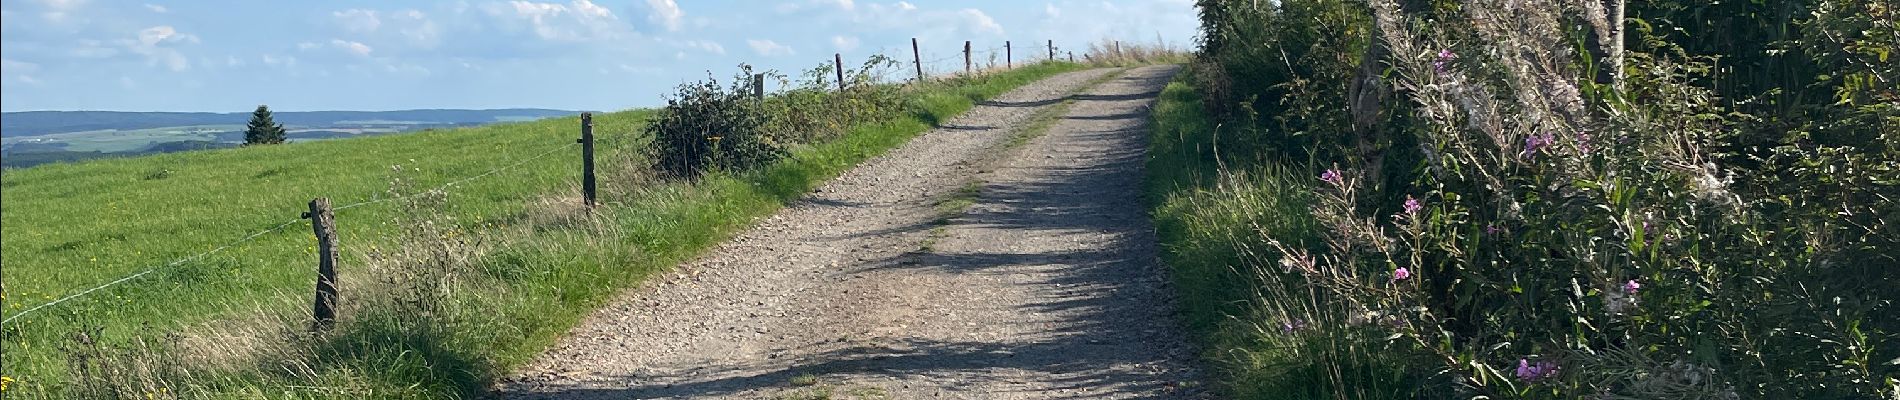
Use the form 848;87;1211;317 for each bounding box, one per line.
36;0;86;22
70;39;119;58
396;11;441;47
332;39;373;57
831;35;859;51
2;59;42;85
333;9;381;33
36;0;86;10
260;54;297;67
144;3;167;13
827;0;855;10
483;0;627;42
136;25;195;46
125;25;198;71
296;39;372;57
804;2;1005;40
957;9;1003;36
1044;3;1060;18
1;59;40;73
680;40;724;54
747;39;794;56
645;0;683;31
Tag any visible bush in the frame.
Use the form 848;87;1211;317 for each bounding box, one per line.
1175;0;1899;398
647;66;787;178
648;57;911;179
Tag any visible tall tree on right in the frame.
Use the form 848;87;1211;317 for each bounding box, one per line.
243;104;287;145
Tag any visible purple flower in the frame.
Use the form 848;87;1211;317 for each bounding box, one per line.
1576;130;1594;153
1281;318;1308;334
1484;225;1504;235
1516;359;1560;382
1392;267;1411;281
1402;196;1423;215
1623;279;1641;295
1433;49;1456;74
1522;131;1557;158
1319;169;1342;185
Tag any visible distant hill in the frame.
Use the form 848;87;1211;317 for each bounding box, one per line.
1;109;577;138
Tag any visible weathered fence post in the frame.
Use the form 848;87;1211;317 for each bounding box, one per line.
963;41;972;74
1068;51;1075;63
1114;40;1122;60
911;38;923;81
752;73;765;103
304;198;338;331
1005;41;1012;69
834;53;846;92
1048;39;1055;60
578;112;596;207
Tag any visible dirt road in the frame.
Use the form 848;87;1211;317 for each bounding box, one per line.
502;65;1201;399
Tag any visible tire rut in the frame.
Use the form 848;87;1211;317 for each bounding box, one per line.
501;65;1200;399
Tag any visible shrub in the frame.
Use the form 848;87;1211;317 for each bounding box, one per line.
1179;0;1898;398
647;66;787;178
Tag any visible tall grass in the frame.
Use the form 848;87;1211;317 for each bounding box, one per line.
0;61;1085;399
1166;0;1897;398
1147;72;1425;399
1081;37;1191;67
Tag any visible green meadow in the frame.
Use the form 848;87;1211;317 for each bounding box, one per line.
0;61;1084;398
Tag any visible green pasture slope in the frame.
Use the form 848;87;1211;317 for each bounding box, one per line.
1;111;650;394
0;61;1084;398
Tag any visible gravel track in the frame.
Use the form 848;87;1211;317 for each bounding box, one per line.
501;65;1200;399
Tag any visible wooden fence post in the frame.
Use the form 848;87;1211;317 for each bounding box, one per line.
1048;39;1054;60
834;53;846;92
752;73;765;103
578;112;596;207
304;198;338;331
1068;51;1075;63
1114;40;1122;60
963;41;972;74
1005;41;1012;69
911;38;923;81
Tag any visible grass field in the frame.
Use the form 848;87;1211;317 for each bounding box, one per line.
0;61;1084;398
2;125;245;153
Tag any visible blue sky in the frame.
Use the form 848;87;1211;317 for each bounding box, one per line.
0;0;1198;112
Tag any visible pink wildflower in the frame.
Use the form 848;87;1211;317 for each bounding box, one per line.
1624;279;1641;295
1392;267;1411;281
1522;131;1556;158
1433;49;1456;74
1516;359;1559;382
1319;169;1342;184
1403;196;1423;215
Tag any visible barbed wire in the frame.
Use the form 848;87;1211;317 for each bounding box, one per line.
1;140;583;326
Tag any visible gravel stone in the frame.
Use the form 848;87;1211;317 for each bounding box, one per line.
500;65;1201;399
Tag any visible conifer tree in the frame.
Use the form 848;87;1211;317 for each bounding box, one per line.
243;104;287;145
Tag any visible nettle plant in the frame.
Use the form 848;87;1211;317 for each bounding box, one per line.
1269;0;1896;398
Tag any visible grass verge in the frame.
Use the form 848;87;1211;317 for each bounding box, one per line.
1144;69;1417;399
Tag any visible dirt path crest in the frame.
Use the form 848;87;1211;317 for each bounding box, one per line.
503;65;1198;399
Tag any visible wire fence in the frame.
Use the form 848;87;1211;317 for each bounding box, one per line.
1;37;1091;328
0;141;582;326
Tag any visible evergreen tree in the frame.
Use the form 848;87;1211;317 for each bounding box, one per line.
243;104;287;145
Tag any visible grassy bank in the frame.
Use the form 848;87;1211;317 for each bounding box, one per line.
0;62;1085;398
1145;71;1418;399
